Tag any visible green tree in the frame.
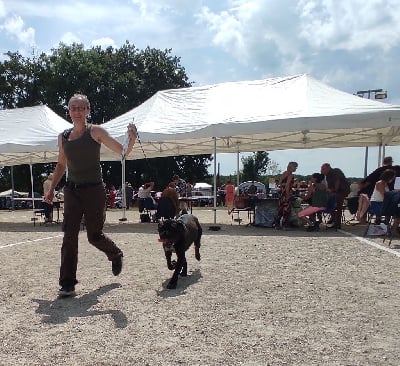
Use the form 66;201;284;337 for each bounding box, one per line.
241;151;270;181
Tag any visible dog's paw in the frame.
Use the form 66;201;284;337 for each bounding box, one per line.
167;281;177;289
167;260;177;270
180;271;187;277
195;250;201;261
167;260;176;270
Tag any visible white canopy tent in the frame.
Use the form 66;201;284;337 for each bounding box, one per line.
0;105;72;166
2;75;400;222
102;73;400;224
2;75;400;166
102;74;400;161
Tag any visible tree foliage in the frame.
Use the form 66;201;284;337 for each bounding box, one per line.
0;42;212;193
241;151;270;182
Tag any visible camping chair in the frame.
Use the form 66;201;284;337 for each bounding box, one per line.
231;195;254;225
139;197;158;223
316;194;337;230
363;202;388;238
346;196;359;223
31;201;46;227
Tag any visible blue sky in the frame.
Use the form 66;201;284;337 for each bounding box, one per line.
1;0;400;178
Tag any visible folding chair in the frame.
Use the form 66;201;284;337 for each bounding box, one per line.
363;202;387;238
317;194;337;230
139;197;157;223
345;196;359;224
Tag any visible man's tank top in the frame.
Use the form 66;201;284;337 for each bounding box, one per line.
62;125;102;184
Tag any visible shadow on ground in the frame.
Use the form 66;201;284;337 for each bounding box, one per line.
32;283;128;328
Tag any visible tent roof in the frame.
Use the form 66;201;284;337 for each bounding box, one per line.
193;182;212;189
0;105;72;166
103;74;400;160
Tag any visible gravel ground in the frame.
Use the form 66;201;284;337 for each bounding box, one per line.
0;207;400;366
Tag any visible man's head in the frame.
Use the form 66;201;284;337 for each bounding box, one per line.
287;161;298;172
321;163;331;175
383;156;393;165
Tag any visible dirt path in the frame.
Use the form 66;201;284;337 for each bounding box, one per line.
0;208;399;365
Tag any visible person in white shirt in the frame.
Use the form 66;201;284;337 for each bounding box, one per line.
138;181;157;212
370;169;395;224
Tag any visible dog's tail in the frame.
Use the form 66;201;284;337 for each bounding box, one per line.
193;216;202;248
193;217;202;261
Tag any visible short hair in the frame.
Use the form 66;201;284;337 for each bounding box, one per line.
380;169;396;182
311;173;324;183
288;161;298;167
68;93;90;109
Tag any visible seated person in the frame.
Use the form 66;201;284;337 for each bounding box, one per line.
138;181;157;212
298;173;328;231
247;182;257;195
370;169;395;224
357;156;395;223
161;182;179;215
346;181;360;218
42;173;54;222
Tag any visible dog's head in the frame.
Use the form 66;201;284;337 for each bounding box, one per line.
158;219;185;251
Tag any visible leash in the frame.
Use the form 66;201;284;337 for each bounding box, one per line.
131;117;156;176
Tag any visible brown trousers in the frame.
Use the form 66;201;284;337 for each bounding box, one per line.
59;183;122;287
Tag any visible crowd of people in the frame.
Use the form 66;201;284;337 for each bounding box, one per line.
271;156;400;235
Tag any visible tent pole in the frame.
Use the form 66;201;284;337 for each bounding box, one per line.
377;133;383;167
213;137;217;225
119;159;127;222
363;147;368;178
236;148;240;187
119;130;130;222
378;145;382;167
11;165;15;211
208;137;220;231
29;163;35;219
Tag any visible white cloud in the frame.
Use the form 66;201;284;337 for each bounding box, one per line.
297;0;400;52
0;0;6;18
92;37;117;48
1;15;35;47
60;32;81;45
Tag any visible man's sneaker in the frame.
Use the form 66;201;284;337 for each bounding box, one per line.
112;254;123;276
58;286;76;297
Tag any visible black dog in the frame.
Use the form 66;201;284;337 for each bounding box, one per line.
158;214;202;289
